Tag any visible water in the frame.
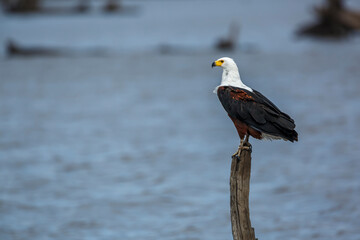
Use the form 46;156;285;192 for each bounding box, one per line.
1;1;360;239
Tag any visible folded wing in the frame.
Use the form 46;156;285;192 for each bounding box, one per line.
217;86;298;142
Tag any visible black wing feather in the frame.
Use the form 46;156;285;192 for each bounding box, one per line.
217;86;298;142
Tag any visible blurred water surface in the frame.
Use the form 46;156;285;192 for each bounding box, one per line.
1;1;360;240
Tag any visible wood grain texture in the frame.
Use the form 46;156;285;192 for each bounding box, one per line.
230;142;257;240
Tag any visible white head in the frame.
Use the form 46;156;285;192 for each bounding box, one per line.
211;57;253;92
211;57;238;72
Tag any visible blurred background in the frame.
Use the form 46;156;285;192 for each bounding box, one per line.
1;0;360;239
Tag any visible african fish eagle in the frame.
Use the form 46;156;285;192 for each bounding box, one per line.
212;57;298;157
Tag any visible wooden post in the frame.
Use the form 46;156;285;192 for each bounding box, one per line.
230;142;257;240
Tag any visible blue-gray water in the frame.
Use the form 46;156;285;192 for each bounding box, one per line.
1;1;360;239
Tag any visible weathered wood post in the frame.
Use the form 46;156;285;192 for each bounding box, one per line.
230;142;257;240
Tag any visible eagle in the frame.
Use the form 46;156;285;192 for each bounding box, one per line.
212;57;298;157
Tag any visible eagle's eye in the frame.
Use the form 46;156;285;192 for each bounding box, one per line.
220;60;224;63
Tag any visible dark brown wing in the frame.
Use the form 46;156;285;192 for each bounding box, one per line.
217;86;298;142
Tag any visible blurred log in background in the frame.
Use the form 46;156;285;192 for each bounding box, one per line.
1;0;40;13
0;0;125;14
297;0;360;38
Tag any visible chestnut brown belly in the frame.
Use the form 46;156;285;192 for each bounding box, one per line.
228;115;262;140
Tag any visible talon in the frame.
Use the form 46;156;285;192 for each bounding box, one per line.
232;153;241;160
242;142;252;152
241;146;252;153
232;151;240;158
232;145;243;158
232;145;252;158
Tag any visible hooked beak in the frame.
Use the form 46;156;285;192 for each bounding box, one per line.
211;60;222;68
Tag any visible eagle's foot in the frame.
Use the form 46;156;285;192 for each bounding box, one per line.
242;143;252;153
232;149;241;159
242;138;252;153
232;145;252;159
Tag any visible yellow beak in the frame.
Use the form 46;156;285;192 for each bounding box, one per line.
212;60;223;68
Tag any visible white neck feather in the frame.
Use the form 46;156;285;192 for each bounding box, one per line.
214;67;253;93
